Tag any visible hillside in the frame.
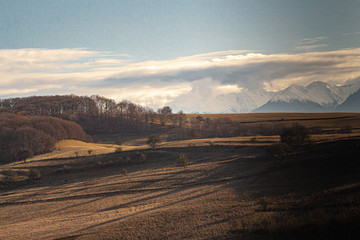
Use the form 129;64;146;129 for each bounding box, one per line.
1;112;360;239
1;131;360;239
0;113;91;164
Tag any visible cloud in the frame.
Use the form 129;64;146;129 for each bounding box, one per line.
294;44;328;51
1;48;360;111
295;36;328;51
342;32;360;36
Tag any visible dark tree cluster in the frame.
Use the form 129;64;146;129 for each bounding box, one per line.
0;95;98;118
0;113;91;163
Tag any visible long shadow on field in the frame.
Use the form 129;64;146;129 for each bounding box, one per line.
99;184;205;212
234;139;360;197
73;186;222;235
46;197;104;216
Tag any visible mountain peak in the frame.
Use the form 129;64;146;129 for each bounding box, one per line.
306;81;330;89
253;81;360;112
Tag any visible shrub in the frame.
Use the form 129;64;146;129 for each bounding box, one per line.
178;154;188;168
17;149;33;163
147;135;161;149
121;168;128;176
88;149;93;155
114;138;123;145
137;152;147;161
280;123;309;146
28;169;41;181
115;147;122;153
257;196;273;211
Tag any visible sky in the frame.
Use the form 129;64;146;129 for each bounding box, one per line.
1;0;360;111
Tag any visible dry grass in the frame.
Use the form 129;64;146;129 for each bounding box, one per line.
1;113;360;239
1;136;359;239
188;112;360;130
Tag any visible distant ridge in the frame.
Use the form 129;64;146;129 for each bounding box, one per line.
336;89;360;112
252;81;360;113
169;81;360;113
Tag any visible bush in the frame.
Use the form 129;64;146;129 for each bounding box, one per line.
114;138;123;145
137;152;147;161
280;123;309;146
147;135;161;149
17;149;33;163
178;154;188;168
28;169;41;181
257;196;273;211
121;168;128;176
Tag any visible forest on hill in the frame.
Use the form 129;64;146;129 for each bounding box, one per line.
0;95;187;163
0;113;90;163
2;95;357;164
0;95;186;134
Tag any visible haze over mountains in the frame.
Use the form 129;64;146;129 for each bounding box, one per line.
170;81;360;113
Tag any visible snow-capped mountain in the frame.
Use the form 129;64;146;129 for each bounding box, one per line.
215;89;273;113
336;89;360;112
170;88;273;113
270;81;357;106
253;81;360;113
169;80;360;113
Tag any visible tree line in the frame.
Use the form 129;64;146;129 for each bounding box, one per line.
0;95;186;135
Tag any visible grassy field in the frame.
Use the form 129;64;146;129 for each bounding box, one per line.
1;113;360;239
187;112;360;129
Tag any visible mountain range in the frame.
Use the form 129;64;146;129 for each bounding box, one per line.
253;81;360;113
169;81;360;113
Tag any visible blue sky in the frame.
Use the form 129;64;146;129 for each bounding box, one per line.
1;0;360;111
2;0;359;59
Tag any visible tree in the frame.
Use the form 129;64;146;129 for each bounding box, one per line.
280;123;309;146
17;149;32;163
158;106;172;125
177;110;186;127
146;135;161;149
177;153;188;168
196;115;205;123
159;106;172;114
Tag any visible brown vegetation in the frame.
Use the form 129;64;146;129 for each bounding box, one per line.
0;113;91;163
1;96;360;239
0;136;359;239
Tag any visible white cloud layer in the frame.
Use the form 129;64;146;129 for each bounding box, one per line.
1;48;360;110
